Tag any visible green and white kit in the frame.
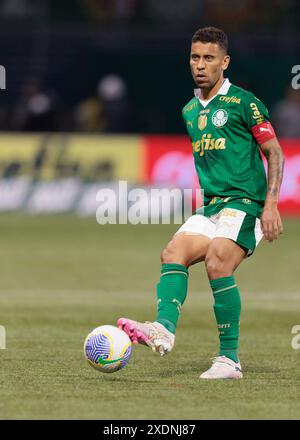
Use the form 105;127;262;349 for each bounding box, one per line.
180;78;269;254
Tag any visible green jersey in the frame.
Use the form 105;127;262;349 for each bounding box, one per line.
182;79;269;218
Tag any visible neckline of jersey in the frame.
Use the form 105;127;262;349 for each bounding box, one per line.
194;78;231;108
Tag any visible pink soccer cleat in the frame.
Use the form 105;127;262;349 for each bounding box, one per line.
117;318;175;356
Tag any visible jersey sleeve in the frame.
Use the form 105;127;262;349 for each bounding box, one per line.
243;95;276;144
243;95;270;128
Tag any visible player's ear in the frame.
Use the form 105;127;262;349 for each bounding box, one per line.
222;54;230;71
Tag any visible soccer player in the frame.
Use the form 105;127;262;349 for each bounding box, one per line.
118;27;285;379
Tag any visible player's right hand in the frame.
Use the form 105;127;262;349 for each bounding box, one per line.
261;203;283;242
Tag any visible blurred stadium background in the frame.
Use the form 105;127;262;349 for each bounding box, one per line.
0;0;299;215
0;0;300;420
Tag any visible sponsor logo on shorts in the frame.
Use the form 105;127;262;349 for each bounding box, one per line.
221;208;238;217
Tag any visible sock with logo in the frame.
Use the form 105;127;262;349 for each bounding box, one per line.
156;263;189;334
210;276;241;363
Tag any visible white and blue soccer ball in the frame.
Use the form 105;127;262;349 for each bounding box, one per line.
83;325;132;373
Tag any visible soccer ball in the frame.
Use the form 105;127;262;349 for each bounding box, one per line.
83;325;132;373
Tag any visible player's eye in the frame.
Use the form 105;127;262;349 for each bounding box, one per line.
191;55;199;61
205;56;214;61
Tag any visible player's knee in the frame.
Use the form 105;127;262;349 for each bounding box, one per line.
160;239;186;265
205;251;232;279
205;254;221;278
160;242;178;264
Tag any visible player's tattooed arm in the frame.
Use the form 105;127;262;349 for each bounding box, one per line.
259;137;285;242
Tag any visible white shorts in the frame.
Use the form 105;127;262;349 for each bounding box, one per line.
176;208;264;256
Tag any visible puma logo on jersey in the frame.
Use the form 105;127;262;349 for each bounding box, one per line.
183;101;198;113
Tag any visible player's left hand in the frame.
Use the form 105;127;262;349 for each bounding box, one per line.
261;202;283;242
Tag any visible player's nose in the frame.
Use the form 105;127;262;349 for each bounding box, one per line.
196;60;205;70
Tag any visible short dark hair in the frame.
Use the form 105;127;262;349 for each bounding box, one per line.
192;27;228;53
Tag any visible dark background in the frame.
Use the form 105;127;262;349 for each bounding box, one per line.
0;0;299;133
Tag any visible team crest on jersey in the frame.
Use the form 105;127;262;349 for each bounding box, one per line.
198;114;207;131
212;109;228;128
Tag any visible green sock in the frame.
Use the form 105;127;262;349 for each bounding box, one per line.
156;263;188;334
210;276;241;363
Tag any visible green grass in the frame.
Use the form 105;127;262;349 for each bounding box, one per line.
0;215;299;419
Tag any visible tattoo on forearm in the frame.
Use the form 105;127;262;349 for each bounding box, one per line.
265;147;285;199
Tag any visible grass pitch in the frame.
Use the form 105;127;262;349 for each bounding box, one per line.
0;215;299;420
